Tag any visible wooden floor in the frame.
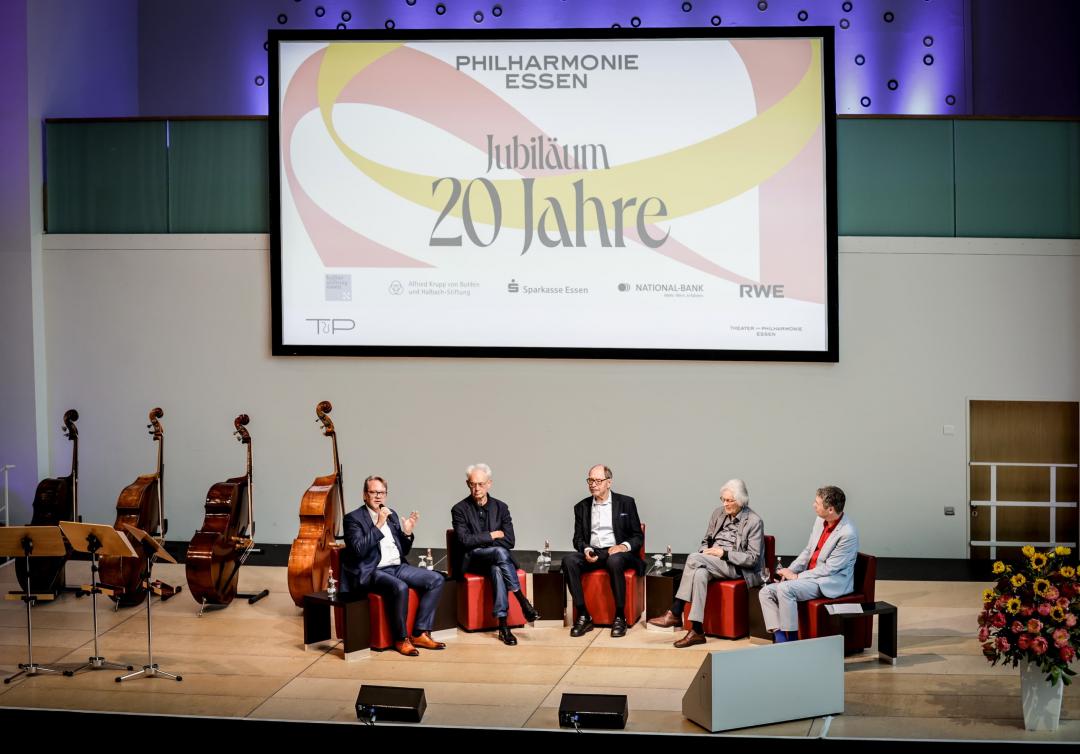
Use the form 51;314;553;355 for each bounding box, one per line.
1;561;1076;741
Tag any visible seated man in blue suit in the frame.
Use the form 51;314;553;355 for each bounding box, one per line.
451;463;539;646
759;485;858;642
339;475;446;656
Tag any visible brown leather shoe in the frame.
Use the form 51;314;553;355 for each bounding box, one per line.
647;610;682;629
393;638;420;656
411;632;446;650
673;630;706;648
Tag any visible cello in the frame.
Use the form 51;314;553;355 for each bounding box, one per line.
185;414;256;609
16;409;79;597
98;407;173;607
286;400;346;607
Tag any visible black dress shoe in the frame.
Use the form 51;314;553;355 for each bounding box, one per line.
570;615;594;637
610;616;628;638
521;600;540;623
498;626;518;645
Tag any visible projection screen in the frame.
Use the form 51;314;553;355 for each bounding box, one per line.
270;28;837;360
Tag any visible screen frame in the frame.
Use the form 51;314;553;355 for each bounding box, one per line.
268;26;838;362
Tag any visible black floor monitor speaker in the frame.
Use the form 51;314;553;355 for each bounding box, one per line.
355;684;426;723
558;693;628;729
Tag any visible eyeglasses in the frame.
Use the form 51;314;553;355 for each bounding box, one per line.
467;481;489;489
367;490;387;497
721;497;738;504
586;478;610;486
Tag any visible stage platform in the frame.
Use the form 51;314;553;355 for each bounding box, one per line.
0;561;1075;744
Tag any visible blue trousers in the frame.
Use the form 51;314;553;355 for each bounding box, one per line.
463;546;520;618
371;563;445;641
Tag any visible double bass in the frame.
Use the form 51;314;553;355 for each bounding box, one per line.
185;414;256;607
98;407;170;607
286;400;346;606
16;409;79;597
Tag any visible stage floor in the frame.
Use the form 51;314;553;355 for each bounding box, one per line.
0;562;1076;741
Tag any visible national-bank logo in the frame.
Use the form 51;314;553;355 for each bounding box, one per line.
619;281;705;298
634;283;704;293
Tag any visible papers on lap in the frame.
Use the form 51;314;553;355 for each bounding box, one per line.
825;603;864;615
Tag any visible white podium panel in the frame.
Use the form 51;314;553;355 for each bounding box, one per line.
682;635;844;732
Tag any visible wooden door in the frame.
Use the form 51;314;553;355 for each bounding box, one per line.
969;400;1078;559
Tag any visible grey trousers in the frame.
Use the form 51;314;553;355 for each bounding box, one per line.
758;578;825;632
675;552;740;623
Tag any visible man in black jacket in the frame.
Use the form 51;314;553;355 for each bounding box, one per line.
562;464;644;638
450;463;539;645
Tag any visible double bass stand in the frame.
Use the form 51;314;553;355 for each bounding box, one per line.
116;524;182;683
1;526;65;683
59;521;136;676
196;534;270;618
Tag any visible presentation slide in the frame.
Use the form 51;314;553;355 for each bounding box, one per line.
271;30;836;359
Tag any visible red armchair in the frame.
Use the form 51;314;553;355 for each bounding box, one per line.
682;535;776;639
445;529;527;631
797;552;877;654
572;524;646;627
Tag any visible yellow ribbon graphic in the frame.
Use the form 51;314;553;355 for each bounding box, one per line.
316;40;823;230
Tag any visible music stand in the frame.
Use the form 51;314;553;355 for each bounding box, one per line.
59;521;137;675
1;526;66;683
115;524;182;682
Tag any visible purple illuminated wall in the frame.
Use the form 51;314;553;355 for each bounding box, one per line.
971;0;1080;117
138;0;976;117
130;0;1080;119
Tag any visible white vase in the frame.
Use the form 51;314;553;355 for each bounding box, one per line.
1020;660;1064;731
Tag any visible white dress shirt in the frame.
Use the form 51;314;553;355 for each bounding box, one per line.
368;506;402;568
587;494;631;554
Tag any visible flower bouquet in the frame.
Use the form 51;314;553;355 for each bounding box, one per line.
979;545;1077;686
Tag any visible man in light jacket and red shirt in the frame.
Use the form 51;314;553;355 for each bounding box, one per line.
759;485;858;642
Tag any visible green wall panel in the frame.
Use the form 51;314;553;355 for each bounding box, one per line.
42;118;1080;239
46;121;168;233
837;119;955;237
954;120;1080;238
168;120;268;233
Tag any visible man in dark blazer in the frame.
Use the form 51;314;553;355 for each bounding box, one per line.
562;464;644;638
339;475;446;657
450;463;539;646
647;479;765;647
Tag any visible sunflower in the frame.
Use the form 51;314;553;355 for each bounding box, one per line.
1060;566;1076;579
982;588;996;603
1006;597;1022;614
1031;553;1048;570
992;561;1006;574
1050;606;1066;622
1011;574;1026;588
1055;546;1072;556
1022;545;1036;558
1034;578;1051;596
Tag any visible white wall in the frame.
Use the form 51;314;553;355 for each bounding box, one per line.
40;235;1080;559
